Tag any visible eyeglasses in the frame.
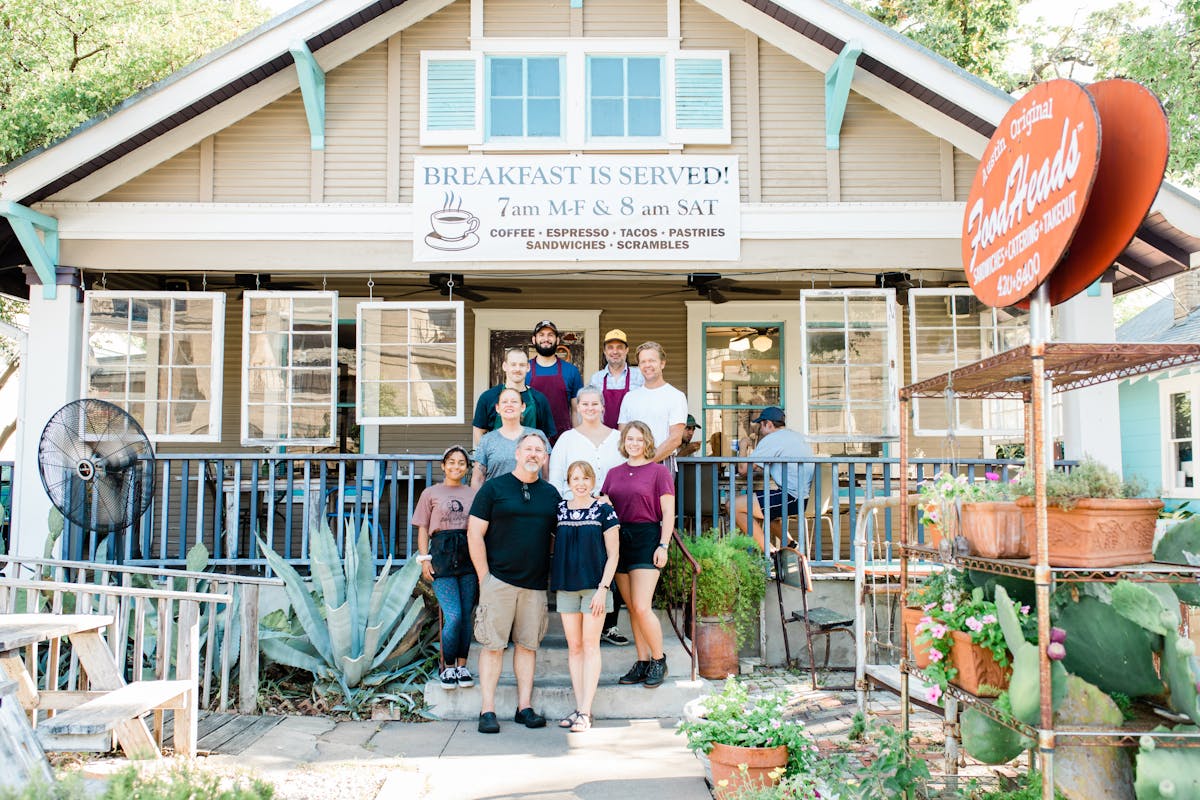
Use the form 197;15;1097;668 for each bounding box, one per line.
521;482;531;503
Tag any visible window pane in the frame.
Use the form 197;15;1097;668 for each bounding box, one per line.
527;99;560;137
808;332;845;364
292;370;332;404
411;309;454;343
590;58;623;96
172;333;213;367
527;58;560;97
491;98;523;136
167;367;210;402
848;300;887;326
628;99;661;136
247;333;289;368
173;298;213;330
247;405;288;439
1173;392;1192;440
290;408;331;440
362;383;409;418
805;298;844;326
419;381;458;417
490;58;523;96
627;58;661;95
591;100;623;136
293;297;332;328
249;298;289;332
411;345;458;380
809;367;846;401
246;370;288;405
846;332;885;365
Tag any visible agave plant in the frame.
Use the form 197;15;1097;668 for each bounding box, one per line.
258;520;428;689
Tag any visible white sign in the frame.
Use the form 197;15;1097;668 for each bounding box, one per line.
412;155;740;261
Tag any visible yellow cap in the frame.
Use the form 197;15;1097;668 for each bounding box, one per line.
603;329;628;345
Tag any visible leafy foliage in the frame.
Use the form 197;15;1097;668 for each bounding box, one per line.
0;0;269;165
1013;457;1145;510
662;529;768;647
913;579;1014;704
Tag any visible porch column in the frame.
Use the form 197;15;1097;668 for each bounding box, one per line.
1056;281;1121;470
11;268;83;563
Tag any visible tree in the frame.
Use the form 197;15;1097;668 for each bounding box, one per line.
853;0;1029;89
0;0;269;166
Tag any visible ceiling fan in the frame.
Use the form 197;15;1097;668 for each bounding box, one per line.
649;273;783;304
729;325;778;352
393;273;523;303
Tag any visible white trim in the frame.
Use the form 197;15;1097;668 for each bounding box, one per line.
473;38;679;53
470;308;600;398
355;300;464;425
1157;372;1200;500
81;290;225;443
241;290;339;447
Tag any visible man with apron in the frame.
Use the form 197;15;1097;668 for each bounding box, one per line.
588;329;644;430
529;320;584;445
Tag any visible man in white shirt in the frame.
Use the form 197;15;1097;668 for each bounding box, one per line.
588;328;644;430
618;341;687;468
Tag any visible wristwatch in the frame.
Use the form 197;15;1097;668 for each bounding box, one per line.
598;584;609;591
657;542;669;550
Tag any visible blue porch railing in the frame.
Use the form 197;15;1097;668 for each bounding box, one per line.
0;460;12;554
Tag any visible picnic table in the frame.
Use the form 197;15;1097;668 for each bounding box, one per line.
0;612;194;758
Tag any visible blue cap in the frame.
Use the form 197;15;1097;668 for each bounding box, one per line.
751;406;785;424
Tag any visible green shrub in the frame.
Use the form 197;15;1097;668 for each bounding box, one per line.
1014;456;1145;510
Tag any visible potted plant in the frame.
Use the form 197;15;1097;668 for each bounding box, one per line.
912;584;1015;699
959;470;1028;558
678;678;818;799
1013;457;1161;567
916;471;975;547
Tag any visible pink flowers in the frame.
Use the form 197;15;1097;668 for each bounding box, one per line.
927;686;943;703
981;614;997;625
942;602;956;613
985;471;1000;482
928;623;948;639
1020;605;1031;615
928;648;944;662
965;616;984;633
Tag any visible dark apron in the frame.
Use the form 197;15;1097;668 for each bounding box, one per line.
601;370;631;430
429;528;472;578
530;359;572;443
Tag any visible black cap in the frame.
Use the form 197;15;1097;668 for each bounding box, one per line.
533;320;558;336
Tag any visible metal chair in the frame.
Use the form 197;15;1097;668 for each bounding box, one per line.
773;545;854;689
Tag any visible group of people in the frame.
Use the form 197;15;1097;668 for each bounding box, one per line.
414;323;687;734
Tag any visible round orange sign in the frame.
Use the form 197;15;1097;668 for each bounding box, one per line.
961;80;1101;307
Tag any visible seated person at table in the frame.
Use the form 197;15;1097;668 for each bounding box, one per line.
734;407;814;550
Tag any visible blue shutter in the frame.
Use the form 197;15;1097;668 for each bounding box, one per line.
669;53;729;144
422;53;481;145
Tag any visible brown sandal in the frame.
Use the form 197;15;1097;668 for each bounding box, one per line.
559;710;581;728
570;712;592;732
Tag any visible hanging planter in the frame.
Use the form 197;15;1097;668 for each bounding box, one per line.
961;501;1029;558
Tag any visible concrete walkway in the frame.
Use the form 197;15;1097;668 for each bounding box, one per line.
204;715;710;800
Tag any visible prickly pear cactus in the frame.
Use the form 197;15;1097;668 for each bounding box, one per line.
995;585;1067;726
1135;727;1200;799
961;706;1029;764
1056;595;1164;698
1153;518;1200;606
1054;675;1134;800
1162;633;1200;726
1111;581;1200;724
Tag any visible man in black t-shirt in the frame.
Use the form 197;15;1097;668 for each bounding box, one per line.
467;432;559;734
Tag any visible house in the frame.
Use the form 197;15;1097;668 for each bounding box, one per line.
2;0;1199;565
1118;270;1200;507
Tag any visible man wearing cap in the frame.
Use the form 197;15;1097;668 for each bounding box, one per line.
677;414;701;458
529;320;584;444
472;347;557;446
588;329;645;430
734;407;814;550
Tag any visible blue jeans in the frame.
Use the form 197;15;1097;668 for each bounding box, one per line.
433;574;478;663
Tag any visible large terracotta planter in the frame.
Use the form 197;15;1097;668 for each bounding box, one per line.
1015;497;1163;567
902;607;1010;695
708;742;788;799
695;616;739;679
901;606;932;669
961;501;1029;558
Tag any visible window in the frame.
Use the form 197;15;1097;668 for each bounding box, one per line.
589;56;662;138
1161;375;1199;498
487;56;562;139
907;288;1028;436
242;292;337;446
357;301;464;425
801;290;898;443
83;292;224;442
701;323;783;457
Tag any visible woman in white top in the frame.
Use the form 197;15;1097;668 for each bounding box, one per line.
547;386;623;498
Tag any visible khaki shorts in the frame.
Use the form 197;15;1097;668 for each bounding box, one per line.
474;574;549;651
555;588;614;615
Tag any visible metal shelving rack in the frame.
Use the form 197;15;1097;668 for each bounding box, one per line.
896;341;1200;798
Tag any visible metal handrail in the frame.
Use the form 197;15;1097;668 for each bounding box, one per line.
665;527;702;681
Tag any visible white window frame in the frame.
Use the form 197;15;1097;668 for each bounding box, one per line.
484;54;566;143
241;291;338;447
1159;373;1200;500
356;301;465;425
585;54;665;143
907;288;1027;437
800;289;899;443
81;290;225;443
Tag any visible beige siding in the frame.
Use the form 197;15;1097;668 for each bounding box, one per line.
757;42;827;202
484;0;571;37
680;0;749;199
838;92;943;202
583;0;667;37
399;2;471;201
99;145;202;202
324;43;390;202
954;147;980;202
213;92;311;202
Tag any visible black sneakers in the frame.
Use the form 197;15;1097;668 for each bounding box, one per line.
618;660;649;685
644;656;668;688
514;707;547;728
601;627;631;646
478;712;500;734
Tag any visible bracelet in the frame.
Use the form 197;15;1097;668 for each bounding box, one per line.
415;554;432;562
598;584;609;591
657;542;669;550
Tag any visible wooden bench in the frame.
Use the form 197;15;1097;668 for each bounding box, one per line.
37;680;193;759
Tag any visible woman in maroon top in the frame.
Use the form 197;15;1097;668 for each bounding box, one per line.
600;420;675;688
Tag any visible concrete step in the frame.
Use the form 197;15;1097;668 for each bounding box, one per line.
459;633;694;680
423;674;713;721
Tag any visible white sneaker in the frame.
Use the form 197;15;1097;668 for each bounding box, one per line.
439;667;459;689
455;665;475;688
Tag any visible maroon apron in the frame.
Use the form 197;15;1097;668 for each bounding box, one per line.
601;370;632;430
530;358;572;443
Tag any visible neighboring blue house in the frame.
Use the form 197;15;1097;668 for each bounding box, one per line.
1117;273;1200;509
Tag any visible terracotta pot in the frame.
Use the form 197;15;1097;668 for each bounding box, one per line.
901;606;932;669
961;501;1029;558
1015;497;1163;567
902;608;1010;695
708;742;788;799
695;616;739;680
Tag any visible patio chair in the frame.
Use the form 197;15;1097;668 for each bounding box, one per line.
803;464;836;557
773;545;854;689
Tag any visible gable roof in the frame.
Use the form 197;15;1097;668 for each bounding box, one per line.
1;0;1198;294
1117;296;1200;345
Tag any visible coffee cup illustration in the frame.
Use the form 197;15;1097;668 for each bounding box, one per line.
430;209;480;242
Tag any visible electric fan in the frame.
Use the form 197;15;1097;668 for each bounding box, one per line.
37;399;156;534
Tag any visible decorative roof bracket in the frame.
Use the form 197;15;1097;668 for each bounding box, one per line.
289;40;326;150
0;201;59;299
825;40;863;150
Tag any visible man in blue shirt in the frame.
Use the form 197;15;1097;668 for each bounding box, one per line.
529;320;584;444
734;407;814;550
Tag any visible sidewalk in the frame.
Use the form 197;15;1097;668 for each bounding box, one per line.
203;715;710;800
